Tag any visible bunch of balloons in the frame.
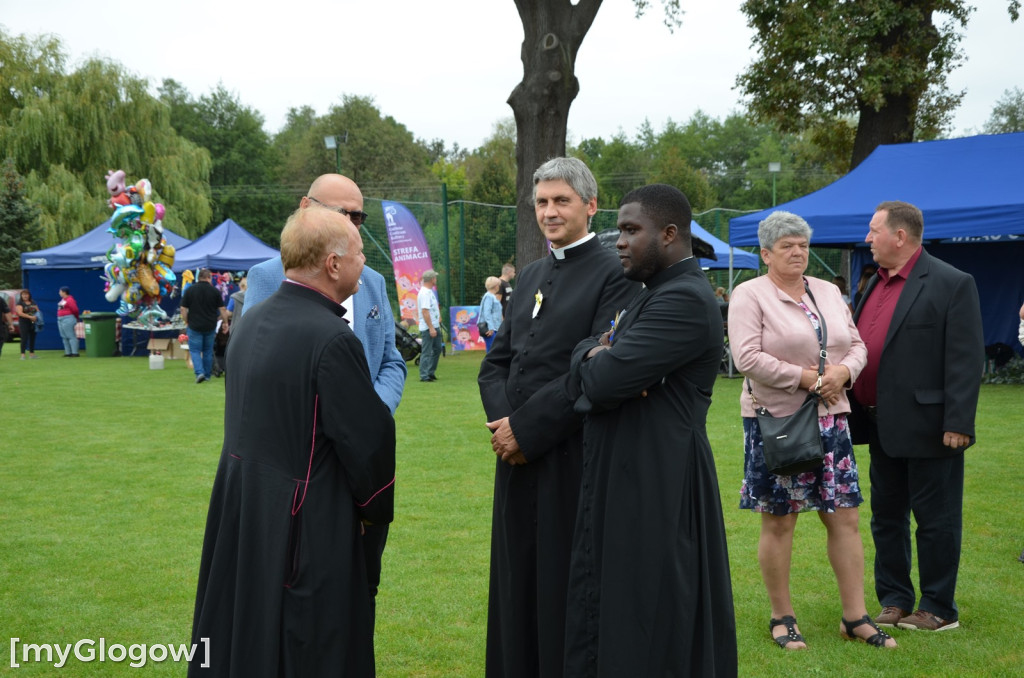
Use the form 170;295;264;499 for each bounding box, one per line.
100;169;178;326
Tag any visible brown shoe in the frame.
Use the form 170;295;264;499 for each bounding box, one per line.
897;609;960;631
875;606;908;628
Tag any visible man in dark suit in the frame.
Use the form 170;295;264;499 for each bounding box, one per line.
564;184;736;677
190;206;395;676
850;200;983;632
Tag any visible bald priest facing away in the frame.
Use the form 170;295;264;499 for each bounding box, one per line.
189;206;396;677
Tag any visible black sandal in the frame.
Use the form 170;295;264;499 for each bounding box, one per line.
770;615;805;649
841;615;895;648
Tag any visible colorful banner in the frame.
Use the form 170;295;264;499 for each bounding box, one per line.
382;200;434;322
450;306;485;352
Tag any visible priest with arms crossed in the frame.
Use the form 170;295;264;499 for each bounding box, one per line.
565;184;737;677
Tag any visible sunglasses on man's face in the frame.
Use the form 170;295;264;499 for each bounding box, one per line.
307;196;369;226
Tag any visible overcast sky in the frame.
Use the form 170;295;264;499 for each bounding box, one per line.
2;0;1021;151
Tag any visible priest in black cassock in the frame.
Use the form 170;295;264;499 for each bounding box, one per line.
478;157;639;677
564;184;737;677
189;206;396;677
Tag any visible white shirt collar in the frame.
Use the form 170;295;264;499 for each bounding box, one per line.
551;232;596;260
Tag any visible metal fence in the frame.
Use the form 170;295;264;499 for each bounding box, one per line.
359;198;852;318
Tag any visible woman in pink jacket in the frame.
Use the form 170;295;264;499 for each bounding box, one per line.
728;211;895;651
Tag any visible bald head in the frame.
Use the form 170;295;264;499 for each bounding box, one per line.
301;174;365;227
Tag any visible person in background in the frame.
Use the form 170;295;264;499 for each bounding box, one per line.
853;264;876;308
479;276;504;352
1018;301;1024;350
181;268;229;384
0;293;11;359
417;269;442;382
57;286;81;357
1019;303;1024;564
15;289;39;360
226;275;247;320
850;201;984;632
729;211;893;650
498;263;515;315
833;275;852;311
477;157;638;677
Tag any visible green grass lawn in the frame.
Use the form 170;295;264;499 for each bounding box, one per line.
1;349;1021;676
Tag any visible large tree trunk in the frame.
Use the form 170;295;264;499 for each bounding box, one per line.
851;93;917;169
509;0;602;267
849;3;939;169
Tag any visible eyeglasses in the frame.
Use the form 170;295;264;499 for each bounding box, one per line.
308;196;369;226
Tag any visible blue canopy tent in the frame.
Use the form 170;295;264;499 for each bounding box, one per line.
20;221;191;351
597;221;760;270
172;218;278;273
729;132;1024;354
691;221;760;271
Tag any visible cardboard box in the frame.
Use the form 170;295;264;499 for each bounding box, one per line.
147;337;187;360
170;339;189;360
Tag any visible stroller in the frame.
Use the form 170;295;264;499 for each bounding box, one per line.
395;321;422;364
212;320;230;377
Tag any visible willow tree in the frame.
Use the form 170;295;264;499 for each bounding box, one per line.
0;28;212;245
737;0;1021;171
509;0;682;266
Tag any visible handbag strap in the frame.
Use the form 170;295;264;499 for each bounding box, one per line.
802;279;828;376
746;278;828;407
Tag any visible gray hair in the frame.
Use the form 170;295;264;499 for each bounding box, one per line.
532;157;598;204
758;210;813;249
421;269;438;281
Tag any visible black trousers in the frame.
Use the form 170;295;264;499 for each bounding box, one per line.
363;522;389;636
868;422;964;621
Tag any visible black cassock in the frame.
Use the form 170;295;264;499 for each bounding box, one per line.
478;236;639;677
189;282;395;678
565;258;737;677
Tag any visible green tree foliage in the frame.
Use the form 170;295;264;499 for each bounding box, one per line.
160;80;291;246
452;120;519;303
0;158;42;287
577;132;651;210
272;105;321;193
984;87;1024;134
0;28;212;244
735;0;1007;170
466;119;518;207
318;96;434;197
570;113;838;218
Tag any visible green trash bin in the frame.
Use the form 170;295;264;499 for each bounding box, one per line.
82;312;119;357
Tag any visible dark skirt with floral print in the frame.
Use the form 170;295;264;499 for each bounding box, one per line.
739;413;863;515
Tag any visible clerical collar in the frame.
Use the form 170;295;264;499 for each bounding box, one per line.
284;278;348;319
643;256;697;289
551;232;596;260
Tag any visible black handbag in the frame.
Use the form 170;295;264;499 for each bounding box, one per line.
477;320;489;335
748;281;828;476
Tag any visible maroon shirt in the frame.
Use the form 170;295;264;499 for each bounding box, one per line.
852;246;923;406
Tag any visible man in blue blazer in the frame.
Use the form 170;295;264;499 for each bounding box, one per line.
244;174;406;414
243;173;407;636
849;201;983;633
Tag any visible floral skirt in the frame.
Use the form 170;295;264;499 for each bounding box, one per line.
739;413;863;516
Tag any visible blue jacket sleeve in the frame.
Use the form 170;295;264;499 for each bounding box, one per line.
367;274;407;415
